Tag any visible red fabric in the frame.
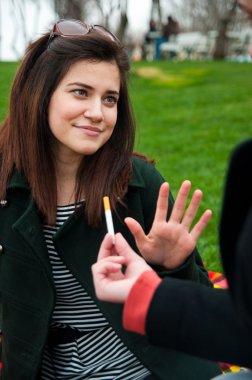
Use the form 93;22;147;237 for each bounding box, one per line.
123;270;161;335
208;271;228;289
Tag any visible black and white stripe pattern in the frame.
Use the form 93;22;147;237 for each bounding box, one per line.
41;204;150;379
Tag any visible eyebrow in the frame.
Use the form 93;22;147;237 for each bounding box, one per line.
66;82;120;95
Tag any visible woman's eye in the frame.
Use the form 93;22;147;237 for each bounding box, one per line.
73;89;87;97
105;96;118;105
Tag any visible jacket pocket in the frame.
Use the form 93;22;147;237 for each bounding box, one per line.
2;332;41;380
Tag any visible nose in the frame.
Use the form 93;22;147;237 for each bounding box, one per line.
84;98;104;123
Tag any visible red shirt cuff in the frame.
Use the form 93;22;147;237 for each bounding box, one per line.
123;270;161;335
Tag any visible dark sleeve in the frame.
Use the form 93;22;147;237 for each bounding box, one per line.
219;139;252;329
220;140;252;288
235;208;252;330
146;278;252;368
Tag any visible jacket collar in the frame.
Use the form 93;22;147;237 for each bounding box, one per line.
128;156;146;188
129;167;145;188
7;170;29;190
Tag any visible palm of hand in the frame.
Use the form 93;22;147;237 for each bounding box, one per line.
140;221;197;269
125;181;212;270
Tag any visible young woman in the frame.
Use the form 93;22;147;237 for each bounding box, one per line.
0;19;221;379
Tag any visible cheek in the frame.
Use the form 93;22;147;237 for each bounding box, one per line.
105;108;118;129
48;96;79;126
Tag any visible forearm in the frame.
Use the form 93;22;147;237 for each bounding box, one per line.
123;273;252;367
123;271;161;334
146;278;252;368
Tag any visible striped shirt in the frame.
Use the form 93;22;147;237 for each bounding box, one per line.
41;204;150;379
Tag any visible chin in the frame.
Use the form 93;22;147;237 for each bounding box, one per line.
78;148;101;156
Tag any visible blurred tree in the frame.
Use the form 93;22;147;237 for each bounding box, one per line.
52;0;85;20
9;0;41;58
2;0;129;60
92;0;128;40
115;0;128;41
212;0;238;59
165;0;240;59
50;0;129;41
151;0;163;29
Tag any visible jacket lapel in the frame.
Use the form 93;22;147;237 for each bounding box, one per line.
12;198;53;278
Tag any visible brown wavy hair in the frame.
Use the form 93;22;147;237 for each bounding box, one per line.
0;27;136;226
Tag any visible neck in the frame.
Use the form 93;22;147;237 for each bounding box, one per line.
55;153;83;206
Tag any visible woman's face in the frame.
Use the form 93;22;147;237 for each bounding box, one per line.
48;60;120;162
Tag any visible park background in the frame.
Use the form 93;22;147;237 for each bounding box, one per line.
0;0;252;272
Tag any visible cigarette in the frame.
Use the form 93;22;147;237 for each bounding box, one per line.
103;196;115;243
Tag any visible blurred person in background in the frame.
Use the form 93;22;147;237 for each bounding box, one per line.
162;15;179;41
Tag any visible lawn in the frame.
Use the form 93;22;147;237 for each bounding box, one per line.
0;62;19;121
130;60;252;272
0;60;251;272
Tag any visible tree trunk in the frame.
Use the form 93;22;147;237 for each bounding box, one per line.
213;0;238;60
151;0;162;29
213;18;229;59
115;0;128;42
116;12;128;41
54;0;84;20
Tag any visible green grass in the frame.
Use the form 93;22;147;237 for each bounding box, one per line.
130;60;252;272
0;62;19;121
0;60;251;272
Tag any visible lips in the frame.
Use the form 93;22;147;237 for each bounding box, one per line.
74;125;102;136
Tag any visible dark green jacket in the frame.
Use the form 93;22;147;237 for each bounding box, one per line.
0;156;221;379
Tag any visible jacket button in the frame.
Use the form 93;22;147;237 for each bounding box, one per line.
0;244;4;254
0;199;8;207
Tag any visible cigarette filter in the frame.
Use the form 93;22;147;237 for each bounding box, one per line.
103;196;115;243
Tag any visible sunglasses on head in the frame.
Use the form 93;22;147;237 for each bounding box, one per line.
49;19;119;44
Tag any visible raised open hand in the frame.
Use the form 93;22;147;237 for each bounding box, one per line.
125;181;212;270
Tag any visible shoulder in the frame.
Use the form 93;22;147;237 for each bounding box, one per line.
3;170;31;209
229;139;252;166
6;170;30;191
131;154;164;188
226;139;252;185
132;154;155;170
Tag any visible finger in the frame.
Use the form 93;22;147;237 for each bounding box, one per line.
93;262;123;277
96;255;126;266
92;256;125;276
170;180;191;222
92;261;124;300
190;209;212;241
97;233;114;261
182;189;203;229
153;182;170;223
114;232;141;262
124;217;147;248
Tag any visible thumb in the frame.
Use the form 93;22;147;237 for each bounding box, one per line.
124;217;146;247
114;233;140;262
97;233;114;261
